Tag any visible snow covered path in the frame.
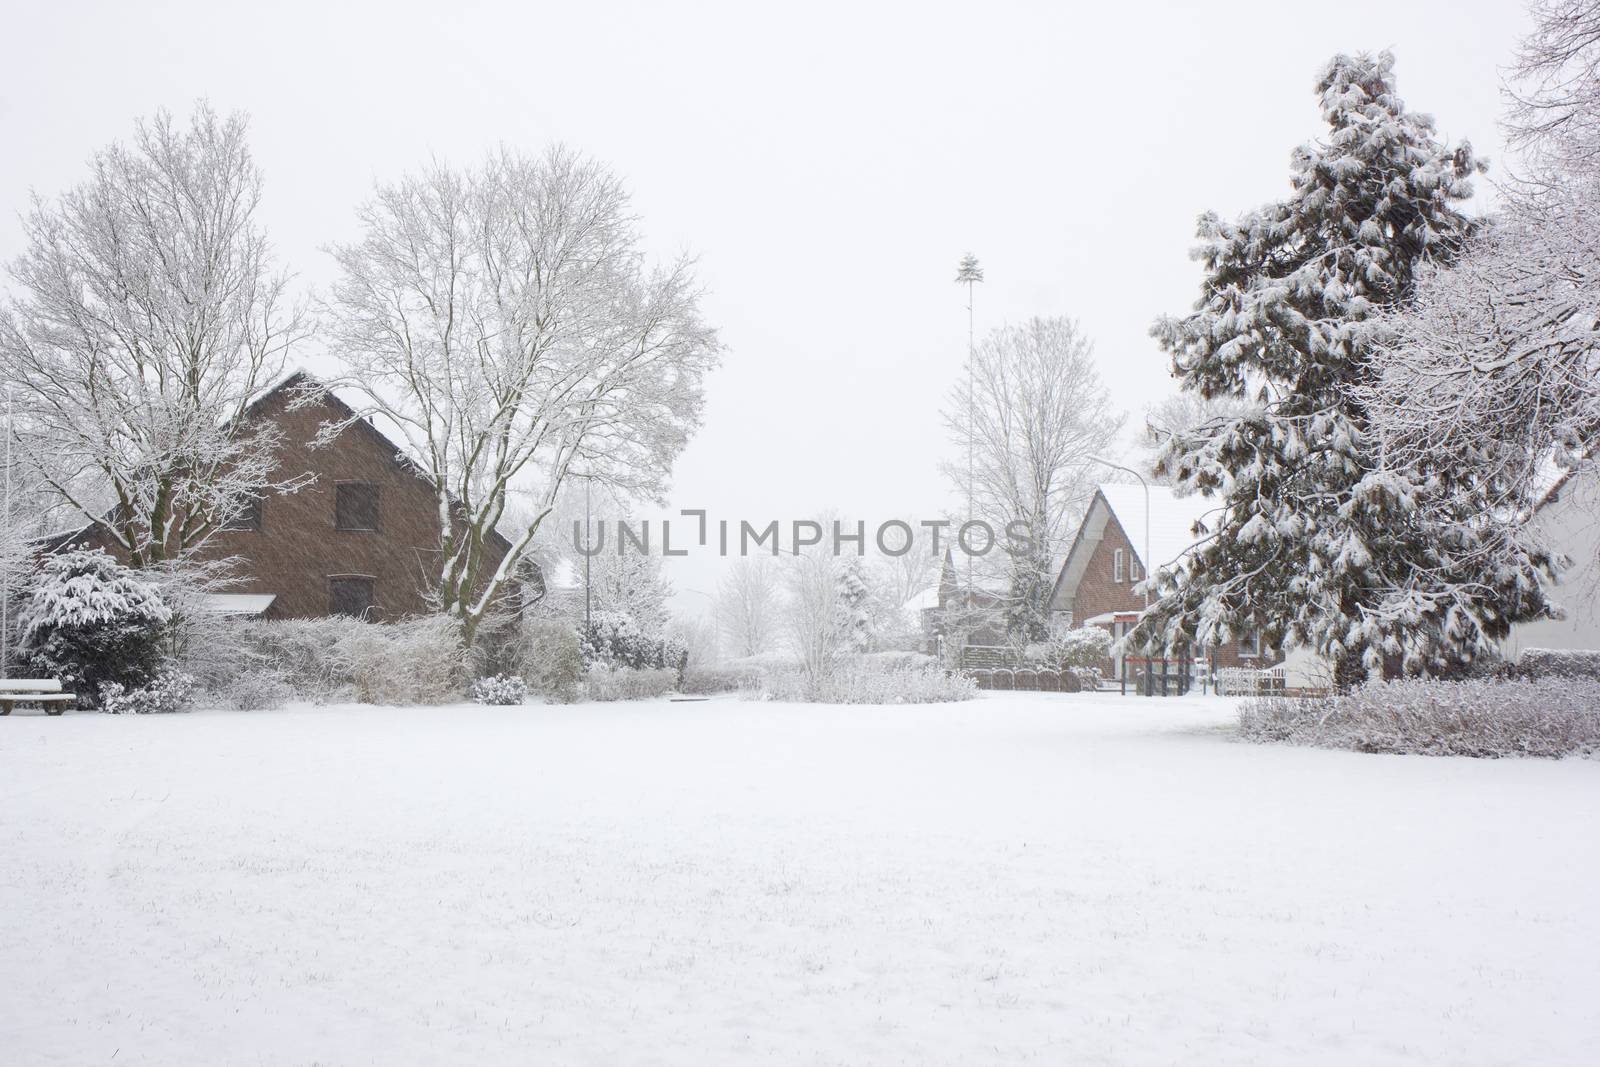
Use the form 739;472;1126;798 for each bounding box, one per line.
2;692;1596;1065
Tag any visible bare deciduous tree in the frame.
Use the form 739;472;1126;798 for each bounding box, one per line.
0;104;308;566
323;146;719;648
717;556;778;659
1509;0;1600;177
941;315;1124;637
781;544;840;683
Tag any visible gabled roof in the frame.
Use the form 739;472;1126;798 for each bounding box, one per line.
33;368;512;557
1048;482;1218;613
1094;482;1216;573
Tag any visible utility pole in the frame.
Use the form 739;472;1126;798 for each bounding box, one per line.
583;475;593;632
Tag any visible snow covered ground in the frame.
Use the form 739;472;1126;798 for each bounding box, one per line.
2;691;1596;1066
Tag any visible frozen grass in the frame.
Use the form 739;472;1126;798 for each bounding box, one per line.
2;692;1597;1065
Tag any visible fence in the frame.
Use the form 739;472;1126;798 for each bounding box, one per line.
1215;665;1287;696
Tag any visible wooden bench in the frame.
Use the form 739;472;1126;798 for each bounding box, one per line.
0;679;76;716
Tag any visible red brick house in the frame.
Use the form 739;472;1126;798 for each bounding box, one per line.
1048;483;1284;680
46;372;516;622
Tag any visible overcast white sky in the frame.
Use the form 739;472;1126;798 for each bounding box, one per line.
0;0;1537;610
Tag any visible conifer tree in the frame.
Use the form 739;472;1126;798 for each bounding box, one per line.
1134;52;1491;687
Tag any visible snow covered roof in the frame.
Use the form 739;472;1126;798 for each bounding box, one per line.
200;594;277;616
1095;482;1217;573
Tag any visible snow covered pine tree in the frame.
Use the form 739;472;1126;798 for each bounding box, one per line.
1135;51;1509;687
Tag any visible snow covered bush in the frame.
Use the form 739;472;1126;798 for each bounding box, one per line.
234;617;364;704
579;610;686;676
859;650;935;671
521;619;583;704
234;616;466;705
1517;648;1600;682
99;668;197;715
19;549;172;707
216;669;295;712
343;615;467;705
471;674;528;706
678;666;757;695
1239;678;1600;758
583;665;678;702
1028;627;1111;672
760;658;977;704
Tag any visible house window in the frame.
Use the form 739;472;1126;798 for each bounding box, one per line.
1112;548;1124;582
329;576;375;619
335;483;379;531
1239;628;1262;658
222;495;262;532
1130;556;1142;582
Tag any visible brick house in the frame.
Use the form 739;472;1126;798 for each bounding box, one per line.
1047;483;1284;681
46;372;516;622
920;548;1010;664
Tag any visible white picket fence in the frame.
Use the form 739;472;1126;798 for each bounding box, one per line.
1215;665;1287;697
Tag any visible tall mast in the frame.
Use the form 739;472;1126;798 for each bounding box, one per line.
954;254;983;602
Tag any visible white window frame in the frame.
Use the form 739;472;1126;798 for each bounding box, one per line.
1113;548;1124;582
1239;628;1262;659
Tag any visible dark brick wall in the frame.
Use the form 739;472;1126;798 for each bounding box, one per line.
209;387;509;621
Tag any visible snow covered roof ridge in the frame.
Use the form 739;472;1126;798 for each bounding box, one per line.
1094;481;1218;572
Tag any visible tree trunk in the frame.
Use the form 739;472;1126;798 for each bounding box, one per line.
1333;646;1368;693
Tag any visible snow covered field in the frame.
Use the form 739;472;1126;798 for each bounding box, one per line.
2;692;1596;1066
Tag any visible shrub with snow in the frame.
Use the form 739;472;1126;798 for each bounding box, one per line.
234;617;364;704
1027;626;1111;672
760;657;977;705
19;549;172;706
859;650;935;671
1239;677;1600;758
579;610;687;676
471;674;528;706
583;665;678;702
217;669;295;712
678;666;759;695
1516;648;1600;681
521;620;583;704
343;615;467;705
234;616;466;706
99;668;197;715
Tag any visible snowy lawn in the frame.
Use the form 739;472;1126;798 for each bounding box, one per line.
2;692;1597;1066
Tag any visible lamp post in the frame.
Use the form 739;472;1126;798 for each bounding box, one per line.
566;472;598;632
